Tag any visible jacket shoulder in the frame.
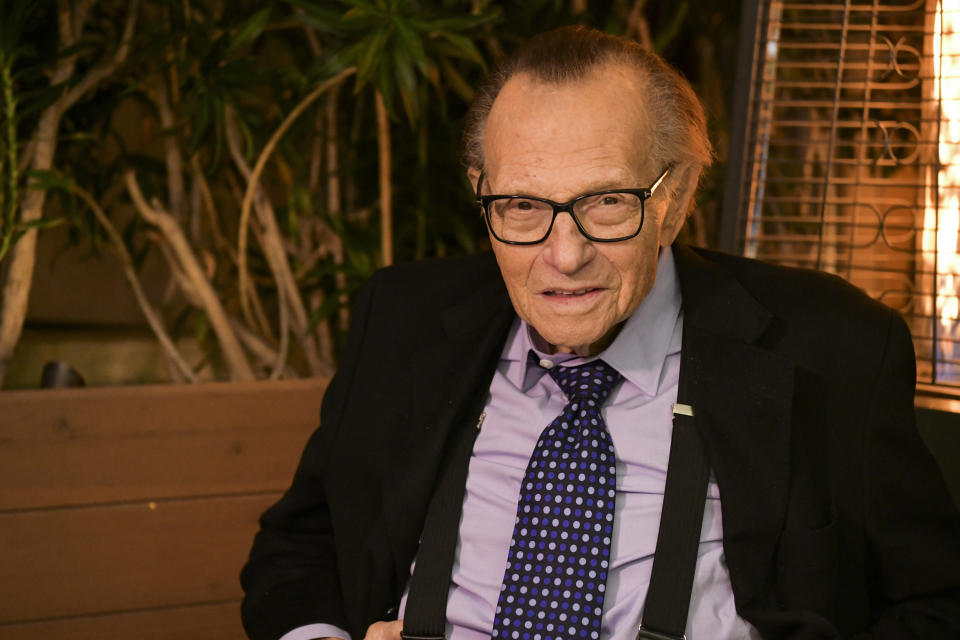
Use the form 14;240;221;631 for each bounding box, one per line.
685;245;898;327
678;245;911;379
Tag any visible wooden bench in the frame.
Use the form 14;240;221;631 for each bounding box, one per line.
0;378;327;639
1;379;956;639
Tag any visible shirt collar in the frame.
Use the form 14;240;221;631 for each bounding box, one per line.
501;248;683;396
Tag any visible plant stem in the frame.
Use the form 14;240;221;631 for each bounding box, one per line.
236;66;355;330
226;108;327;377
0;0;137;386
325;84;350;334
125;170;256;382
72;182;197;382
0;56;17;263
376;90;393;267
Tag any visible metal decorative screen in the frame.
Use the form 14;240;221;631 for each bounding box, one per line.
723;0;960;390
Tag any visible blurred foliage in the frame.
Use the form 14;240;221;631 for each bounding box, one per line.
0;0;740;382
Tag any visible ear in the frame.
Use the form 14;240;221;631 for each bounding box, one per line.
467;167;482;195
658;165;700;247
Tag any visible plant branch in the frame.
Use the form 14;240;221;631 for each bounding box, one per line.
228;316;296;378
0;57;17;262
0;0;136;385
149;230;201;306
125;170;256;381
270;271;289;380
192;156;276;339
72;183;197;382
236;66;355;328
71;0;97;40
191;156;228;252
625;0;652;49
375;90;393;267
309;109;323;194
226;106;328;376
61;0;139;109
300;19;322;58
17;140;34;173
325;86;350;333
222;165;275;340
310;288;334;375
152;79;185;218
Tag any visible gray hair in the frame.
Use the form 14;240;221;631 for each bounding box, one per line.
463;25;713;184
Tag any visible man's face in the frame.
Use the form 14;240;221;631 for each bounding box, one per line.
476;63;686;356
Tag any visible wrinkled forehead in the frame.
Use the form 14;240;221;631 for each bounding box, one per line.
481;64;657;192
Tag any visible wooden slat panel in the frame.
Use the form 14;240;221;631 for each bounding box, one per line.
0;378;326;510
0;601;243;640
0;493;278;623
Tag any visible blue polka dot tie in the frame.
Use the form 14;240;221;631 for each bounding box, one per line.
491;356;623;640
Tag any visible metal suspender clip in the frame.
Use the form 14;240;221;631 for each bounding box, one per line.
636;625;687;640
671;403;694;417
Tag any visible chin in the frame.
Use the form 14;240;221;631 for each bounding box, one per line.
535;327;608;355
538;311;631;354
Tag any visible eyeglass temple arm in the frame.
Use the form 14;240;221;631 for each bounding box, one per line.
650;166;670;194
474;170;486;201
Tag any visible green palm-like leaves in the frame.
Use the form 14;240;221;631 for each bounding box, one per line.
0;0;53;262
293;0;498;123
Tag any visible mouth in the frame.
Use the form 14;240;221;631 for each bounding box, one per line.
542;287;603;298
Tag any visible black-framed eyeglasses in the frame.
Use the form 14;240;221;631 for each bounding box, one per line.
476;166;670;245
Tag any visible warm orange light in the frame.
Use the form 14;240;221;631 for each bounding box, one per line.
924;0;960;379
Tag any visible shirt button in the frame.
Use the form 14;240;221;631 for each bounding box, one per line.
539;358;554;369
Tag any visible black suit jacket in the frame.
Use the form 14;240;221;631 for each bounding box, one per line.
241;244;960;640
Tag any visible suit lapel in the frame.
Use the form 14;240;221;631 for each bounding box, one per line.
382;272;515;587
673;245;795;618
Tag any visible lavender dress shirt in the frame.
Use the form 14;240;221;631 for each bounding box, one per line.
281;251;760;640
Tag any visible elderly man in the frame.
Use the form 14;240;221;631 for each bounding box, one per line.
241;26;960;640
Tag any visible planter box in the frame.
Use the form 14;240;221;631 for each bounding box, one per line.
0;378;328;639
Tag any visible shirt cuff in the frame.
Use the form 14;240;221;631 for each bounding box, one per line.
278;623;352;640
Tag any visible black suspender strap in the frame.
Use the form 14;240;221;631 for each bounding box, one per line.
637;320;711;640
400;411;483;640
403;388;711;640
636;402;710;640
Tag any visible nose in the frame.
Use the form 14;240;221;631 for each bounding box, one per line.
541;211;595;274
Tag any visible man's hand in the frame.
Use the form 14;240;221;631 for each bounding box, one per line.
363;620;403;640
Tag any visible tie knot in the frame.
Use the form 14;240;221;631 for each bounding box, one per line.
546;358;623;404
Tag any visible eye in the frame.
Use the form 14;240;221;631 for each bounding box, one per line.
505;198;547;213
599;194;623;206
492;197;547;218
